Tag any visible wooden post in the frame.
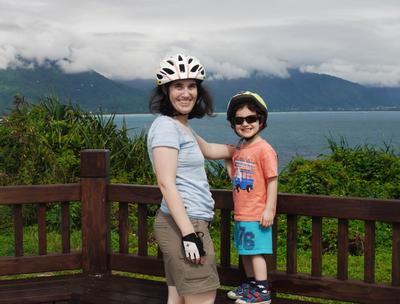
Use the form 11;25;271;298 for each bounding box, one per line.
80;149;111;276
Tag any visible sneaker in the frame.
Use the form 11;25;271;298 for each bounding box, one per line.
227;282;252;300
234;287;271;304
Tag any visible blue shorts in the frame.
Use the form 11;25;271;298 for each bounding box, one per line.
234;221;273;255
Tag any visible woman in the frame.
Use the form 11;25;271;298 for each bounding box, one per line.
147;53;232;304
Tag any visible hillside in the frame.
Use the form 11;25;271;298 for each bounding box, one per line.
0;66;147;113
1;66;400;113
123;70;400;112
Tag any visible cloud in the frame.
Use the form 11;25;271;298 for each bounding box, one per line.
301;60;400;87
0;0;399;86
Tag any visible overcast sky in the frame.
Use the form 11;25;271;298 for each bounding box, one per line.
1;0;399;87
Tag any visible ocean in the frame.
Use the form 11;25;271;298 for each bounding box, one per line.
113;111;400;171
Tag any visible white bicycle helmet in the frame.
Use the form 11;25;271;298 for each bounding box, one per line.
156;54;206;86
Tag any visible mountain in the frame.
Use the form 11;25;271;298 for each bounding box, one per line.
1;66;399;114
123;70;400;112
0;65;147;113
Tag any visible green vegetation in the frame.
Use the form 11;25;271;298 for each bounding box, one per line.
277;138;399;260
0;95;157;231
0;96;399;299
0;95;155;186
279;136;400;199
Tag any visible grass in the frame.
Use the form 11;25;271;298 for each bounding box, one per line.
0;224;392;282
0;226;82;256
0;224;393;303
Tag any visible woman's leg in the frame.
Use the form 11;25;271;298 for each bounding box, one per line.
167;286;184;304
184;289;217;304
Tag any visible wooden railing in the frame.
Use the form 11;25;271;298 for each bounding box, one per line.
0;149;399;304
0;183;81;276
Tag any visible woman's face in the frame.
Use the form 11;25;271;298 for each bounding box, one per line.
234;105;261;139
168;79;198;115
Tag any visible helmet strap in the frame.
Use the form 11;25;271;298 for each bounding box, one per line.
161;84;168;95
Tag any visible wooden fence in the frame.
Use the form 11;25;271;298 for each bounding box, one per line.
0;149;399;303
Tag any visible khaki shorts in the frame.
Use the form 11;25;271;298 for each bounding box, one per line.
153;211;220;296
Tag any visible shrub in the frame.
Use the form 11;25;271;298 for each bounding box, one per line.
279;137;400;199
278;137;399;252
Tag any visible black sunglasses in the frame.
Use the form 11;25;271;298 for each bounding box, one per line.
234;115;259;125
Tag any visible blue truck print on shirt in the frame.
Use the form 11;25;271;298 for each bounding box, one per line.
233;159;255;192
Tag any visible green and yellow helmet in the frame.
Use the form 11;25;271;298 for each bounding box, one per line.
226;91;268;130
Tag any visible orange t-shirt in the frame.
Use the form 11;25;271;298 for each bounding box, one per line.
231;139;278;221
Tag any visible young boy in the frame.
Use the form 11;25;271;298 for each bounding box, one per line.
226;91;278;304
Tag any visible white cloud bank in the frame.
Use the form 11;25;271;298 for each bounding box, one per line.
0;0;399;87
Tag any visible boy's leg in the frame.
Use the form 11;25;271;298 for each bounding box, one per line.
241;254;254;278
251;255;268;281
227;256;254;300
251;254;270;292
236;256;271;304
242;255;257;284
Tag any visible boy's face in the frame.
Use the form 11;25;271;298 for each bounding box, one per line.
234;105;261;139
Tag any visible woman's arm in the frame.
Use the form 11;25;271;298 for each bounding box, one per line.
195;134;234;160
152;146;195;236
225;158;233;179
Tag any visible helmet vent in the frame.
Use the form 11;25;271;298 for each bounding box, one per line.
179;64;185;72
167;60;174;66
188;58;193;64
163;68;175;75
191;65;199;73
156;74;163;79
178;55;183;61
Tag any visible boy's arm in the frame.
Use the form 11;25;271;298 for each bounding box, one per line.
260;176;278;228
195;134;234;160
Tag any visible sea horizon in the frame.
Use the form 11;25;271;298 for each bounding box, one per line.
113;111;400;171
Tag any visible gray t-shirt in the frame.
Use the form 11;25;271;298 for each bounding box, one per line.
147;115;215;221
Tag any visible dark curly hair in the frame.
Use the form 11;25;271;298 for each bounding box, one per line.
149;80;215;119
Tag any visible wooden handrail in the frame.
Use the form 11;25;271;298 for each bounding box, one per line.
0;184;80;205
278;193;400;222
